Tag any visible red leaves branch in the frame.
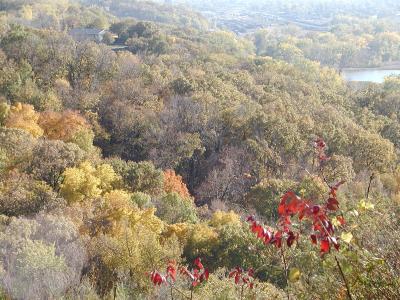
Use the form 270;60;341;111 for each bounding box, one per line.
229;267;255;289
149;258;209;288
180;257;209;287
247;179;345;255
150;260;177;286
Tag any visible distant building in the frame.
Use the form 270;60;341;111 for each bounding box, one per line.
69;28;106;42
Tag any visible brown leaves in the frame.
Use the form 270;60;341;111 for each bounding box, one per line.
38;110;90;142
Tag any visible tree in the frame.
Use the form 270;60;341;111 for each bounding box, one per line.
27;140;85;189
0;214;86;299
246;178;296;222
195;146;253;206
155;192;198;224
60;161;119;203
38;110;94;151
4;102;43;137
163;169;191;200
0;171;62;216
0;101;10;125
0;127;37;169
350;130;396;174
106;158;164;196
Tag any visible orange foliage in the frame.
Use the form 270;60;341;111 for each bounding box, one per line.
163;169;191;200
38;110;90;141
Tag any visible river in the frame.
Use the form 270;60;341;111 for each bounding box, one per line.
342;69;400;83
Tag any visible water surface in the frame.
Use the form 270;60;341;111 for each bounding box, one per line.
342;69;400;83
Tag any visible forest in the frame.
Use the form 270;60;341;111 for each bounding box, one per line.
0;0;399;299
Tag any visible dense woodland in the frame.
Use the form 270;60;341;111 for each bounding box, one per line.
252;16;400;68
0;0;399;299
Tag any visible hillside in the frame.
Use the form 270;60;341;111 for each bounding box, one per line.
0;0;399;299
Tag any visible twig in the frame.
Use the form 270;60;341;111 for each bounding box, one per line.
334;255;354;300
318;220;353;300
366;173;374;199
280;245;290;300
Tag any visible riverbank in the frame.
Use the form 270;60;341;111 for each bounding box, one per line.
342;61;400;71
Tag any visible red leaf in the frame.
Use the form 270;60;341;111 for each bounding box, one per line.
327;197;339;211
314;138;326;149
248;268;255;278
329;237;340;251
247;215;256;222
264;230;273;244
200;269;209;282
310;234;317;245
286;231;296;247
229;270;237;278
279;191;302;215
151;271;166;285
273;231;282;248
235;274;240;284
312;205;321;215
337;216;346;225
166;262;176;281
330;180;345;197
194;258;203;270
320;239;330;253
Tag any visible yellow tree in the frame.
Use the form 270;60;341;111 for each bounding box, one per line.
80;189;181;295
4;102;43;137
60;161;119;203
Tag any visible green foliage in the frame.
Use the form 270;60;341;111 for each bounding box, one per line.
246;179;296;221
130;191;151;209
0;171;62;216
195;268;285;300
0;127;36;168
0;102;9;125
0;1;399;299
155;192;198;224
106;158;164;196
0;214;86;299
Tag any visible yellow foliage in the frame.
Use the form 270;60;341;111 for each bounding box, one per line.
358;199;375;211
4;102;43;137
164;222;193;242
130;207;165;235
104;189;131;204
60;161;118;203
96;164;120;192
209;210;241;227
289;267;301;282
190;223;218;245
94;224;181;292
341;232;353;244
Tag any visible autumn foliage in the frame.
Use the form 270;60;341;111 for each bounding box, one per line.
247;139;346;254
163;169;192;200
4;103;43;137
38;110;90;141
